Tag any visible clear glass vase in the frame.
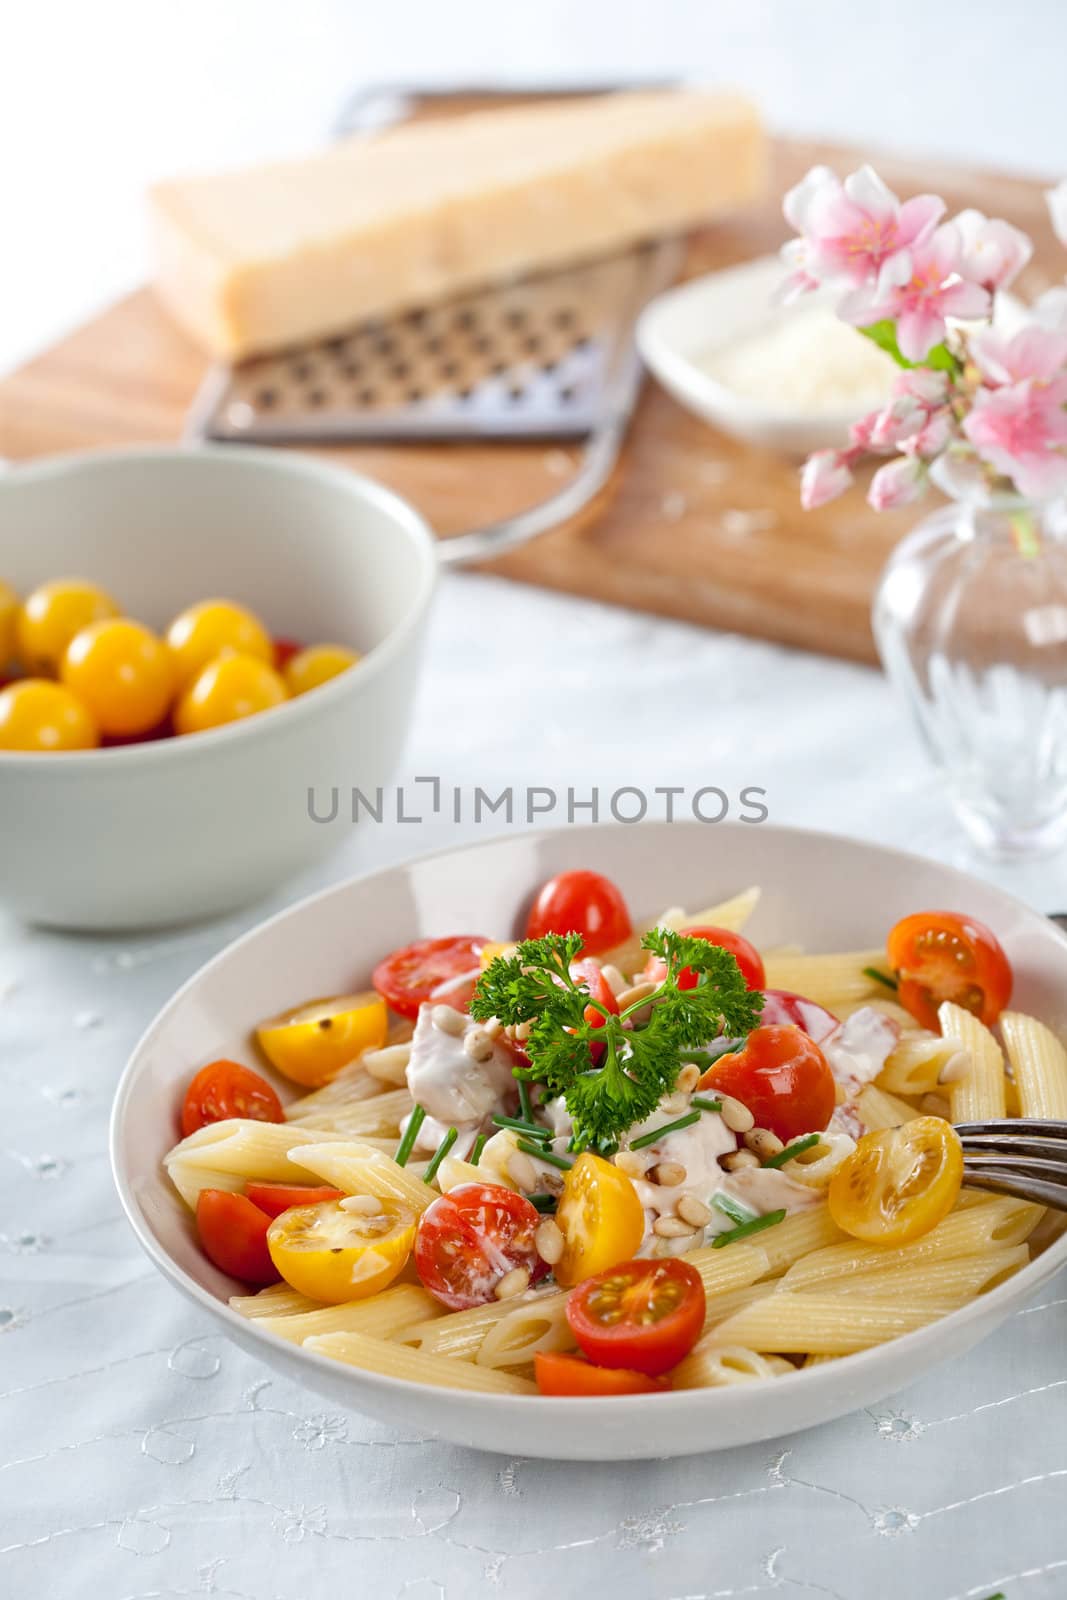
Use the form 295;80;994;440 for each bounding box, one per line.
873;488;1067;858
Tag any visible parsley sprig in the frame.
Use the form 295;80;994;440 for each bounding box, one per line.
470;928;762;1155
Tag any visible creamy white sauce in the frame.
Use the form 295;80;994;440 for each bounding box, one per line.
404;1003;516;1150
822;1006;900;1099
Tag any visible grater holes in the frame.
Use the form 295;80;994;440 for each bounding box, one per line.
256;388;277;408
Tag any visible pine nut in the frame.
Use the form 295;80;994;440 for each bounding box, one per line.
651;1161;687;1187
722;1149;760;1171
494;1266;531;1300
616;981;657;1009
432;1004;466;1036
339;1193;381;1214
834;1082;847;1105
614;1150;647;1179
482;1016;504;1039
464;1027;494;1062
534;1218;564;1265
508;1151;539;1191
677;1063;701;1093
512;1020;533;1044
676;1194;712;1228
653;1215;698;1238
600;964;627;997
719;1095;755;1133
744;1127;783;1160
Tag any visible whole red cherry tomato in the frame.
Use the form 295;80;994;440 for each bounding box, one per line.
525;871;632;955
699;1025;836;1143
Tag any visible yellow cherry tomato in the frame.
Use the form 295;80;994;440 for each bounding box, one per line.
61;618;175;738
0;581;18;667
267;1197;415;1303
174;653;288;736
828;1116;963;1244
0;679;99;751
479;941;518;970
283;644;361;697
256;990;388;1088
554;1152;646;1287
16;578;120;675
166;598;273;688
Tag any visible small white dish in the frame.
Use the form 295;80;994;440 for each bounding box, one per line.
637;254;895;455
0;446;436;929
112;820;1067;1460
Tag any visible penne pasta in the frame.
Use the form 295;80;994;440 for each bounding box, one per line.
230;1283;321;1318
306;1331;538;1393
284;1063;387;1122
476;1293;575;1369
761;949;887;1008
938;1001;1007;1121
703;1294;959;1355
752;1205;847;1277
677;1243;772;1303
877;1034;957;1097
289;1141;436;1213
360;1042;414;1087
855;1083;921;1130
672;1343;795;1389
285;1087;413;1137
702;1281;778;1328
164;1118;350;1207
657;886;762;935
1000;1011;1067;1119
775;1131;855;1190
804;1244;1029;1303
257;1284;440;1345
398;1289;570;1361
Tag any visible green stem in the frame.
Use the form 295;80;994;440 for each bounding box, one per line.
1010;509;1041;559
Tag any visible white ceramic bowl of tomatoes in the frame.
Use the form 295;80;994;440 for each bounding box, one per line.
0;446;435;929
111;822;1067;1460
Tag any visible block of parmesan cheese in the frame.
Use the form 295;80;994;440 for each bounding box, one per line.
149;90;766;359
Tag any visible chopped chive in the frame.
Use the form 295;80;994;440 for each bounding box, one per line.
516;1076;533;1122
629;1110;701;1151
469;1132;488;1167
711;1208;787;1249
394;1104;426;1167
493;1113;551;1140
763;1133;821;1169
711;1191;758;1226
863;965;898;991
528;1193;557;1213
691;1096;723;1114
423;1127;458;1184
517;1139;573;1171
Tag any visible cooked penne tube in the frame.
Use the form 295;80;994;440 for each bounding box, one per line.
230;1283;321;1319
398;1289;570;1360
1000;1011;1067;1119
679;1242;772;1302
284;1087;412;1137
776;1132;855;1190
855;1083;921;1130
672;1343;795;1389
877;1035;958;1097
476;1293;575;1368
703;1294;959;1354
805;1244;1028;1303
939;1001;1007;1121
761;950;887;1008
257;1284;440;1345
360;1042;414;1087
306;1331;537;1393
164;1119;350;1207
284;1063;386;1121
752;1206;847;1276
657;887;762;935
702;1282;778;1327
289;1141;436;1213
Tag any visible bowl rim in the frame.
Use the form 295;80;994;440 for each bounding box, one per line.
109;819;1067;1423
0;443;438;770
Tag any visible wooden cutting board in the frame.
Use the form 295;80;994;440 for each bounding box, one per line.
0;138;1059;664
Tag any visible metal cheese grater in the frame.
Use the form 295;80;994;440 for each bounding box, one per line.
184;85;683;565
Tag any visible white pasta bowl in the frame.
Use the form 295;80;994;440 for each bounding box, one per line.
111;822;1067;1460
0;446;436;930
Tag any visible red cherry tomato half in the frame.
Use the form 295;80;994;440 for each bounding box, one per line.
196;1189;278;1283
644;924;765;992
413;1182;548;1310
566;1258;706;1376
886;911;1013;1032
525;870;632;955
571;957;620;1029
180;1059;284;1137
534;1352;667;1396
760;988;840;1042
372;935;489;1019
699;1025;836;1143
273;636;303;671
244;1182;345;1219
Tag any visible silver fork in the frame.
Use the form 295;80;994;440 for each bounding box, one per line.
955;1120;1067;1210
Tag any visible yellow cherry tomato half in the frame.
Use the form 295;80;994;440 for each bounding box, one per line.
16;578;120;675
479;940;518;970
0;581;18;667
828;1116;964;1245
256;990;388;1088
174;653;288;736
267;1197;416;1303
283;644;361;697
61;618;175;738
554;1152;646;1287
166;598;273;688
0;679;99;751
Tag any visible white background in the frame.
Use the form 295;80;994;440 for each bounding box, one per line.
4;0;1066;374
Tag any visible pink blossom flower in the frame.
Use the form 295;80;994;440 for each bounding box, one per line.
1048;179;1067;248
891;368;952;407
868;455;928;511
1034;286;1067;331
963;380;1067;498
800;449;854;510
849;224;991;361
781;165;943;300
953;209;1032;291
910;407;958;459
866;394;930;449
969;324;1067;386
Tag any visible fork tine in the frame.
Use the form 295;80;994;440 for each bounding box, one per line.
955;1119;1067;1140
961;1170;1067;1209
958;1133;1067;1159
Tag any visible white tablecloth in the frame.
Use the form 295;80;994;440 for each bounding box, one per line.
3;572;1066;1600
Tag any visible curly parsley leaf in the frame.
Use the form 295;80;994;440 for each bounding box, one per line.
469;927;762;1154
